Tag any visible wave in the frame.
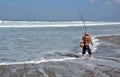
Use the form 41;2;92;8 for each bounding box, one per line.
0;56;119;66
0;21;120;28
0;57;76;65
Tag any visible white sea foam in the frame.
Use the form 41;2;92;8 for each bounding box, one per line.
91;36;100;52
0;57;76;65
91;34;120;52
0;20;3;23
0;21;120;28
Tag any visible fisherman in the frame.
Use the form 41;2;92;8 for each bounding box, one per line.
81;31;93;59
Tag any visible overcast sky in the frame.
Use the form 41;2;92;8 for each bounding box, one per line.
0;0;120;21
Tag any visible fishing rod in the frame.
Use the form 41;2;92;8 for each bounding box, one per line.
75;1;88;31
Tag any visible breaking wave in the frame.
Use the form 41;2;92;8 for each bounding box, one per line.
0;20;120;28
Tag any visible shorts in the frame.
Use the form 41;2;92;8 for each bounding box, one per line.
82;45;92;55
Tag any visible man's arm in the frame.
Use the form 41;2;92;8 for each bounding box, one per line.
89;37;93;46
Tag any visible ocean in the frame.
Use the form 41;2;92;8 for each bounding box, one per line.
0;20;120;64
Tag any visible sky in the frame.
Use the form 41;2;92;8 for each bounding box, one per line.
0;0;120;21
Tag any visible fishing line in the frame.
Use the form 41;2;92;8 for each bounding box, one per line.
74;0;88;31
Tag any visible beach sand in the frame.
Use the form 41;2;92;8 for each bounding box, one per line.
0;35;120;77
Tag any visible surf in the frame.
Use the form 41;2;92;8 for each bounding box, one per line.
0;20;120;28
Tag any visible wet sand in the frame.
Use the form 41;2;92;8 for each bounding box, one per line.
0;35;120;77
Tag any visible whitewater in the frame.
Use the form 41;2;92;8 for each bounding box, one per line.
0;20;120;27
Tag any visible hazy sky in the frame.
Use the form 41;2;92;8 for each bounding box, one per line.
0;0;120;21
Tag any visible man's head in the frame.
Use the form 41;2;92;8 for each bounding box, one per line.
84;31;89;36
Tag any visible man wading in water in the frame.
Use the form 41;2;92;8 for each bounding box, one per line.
80;31;93;59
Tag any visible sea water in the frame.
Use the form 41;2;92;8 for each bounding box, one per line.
0;21;120;64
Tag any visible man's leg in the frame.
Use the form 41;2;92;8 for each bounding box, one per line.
82;46;86;59
87;46;92;57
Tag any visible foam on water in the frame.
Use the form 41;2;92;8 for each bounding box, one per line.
0;57;76;65
0;21;120;28
91;34;120;53
91;36;100;52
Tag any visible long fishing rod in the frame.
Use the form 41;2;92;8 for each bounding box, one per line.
75;2;88;31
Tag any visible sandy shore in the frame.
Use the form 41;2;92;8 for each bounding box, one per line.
0;35;120;77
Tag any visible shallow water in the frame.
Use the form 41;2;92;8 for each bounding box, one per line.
0;21;120;77
0;21;120;63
